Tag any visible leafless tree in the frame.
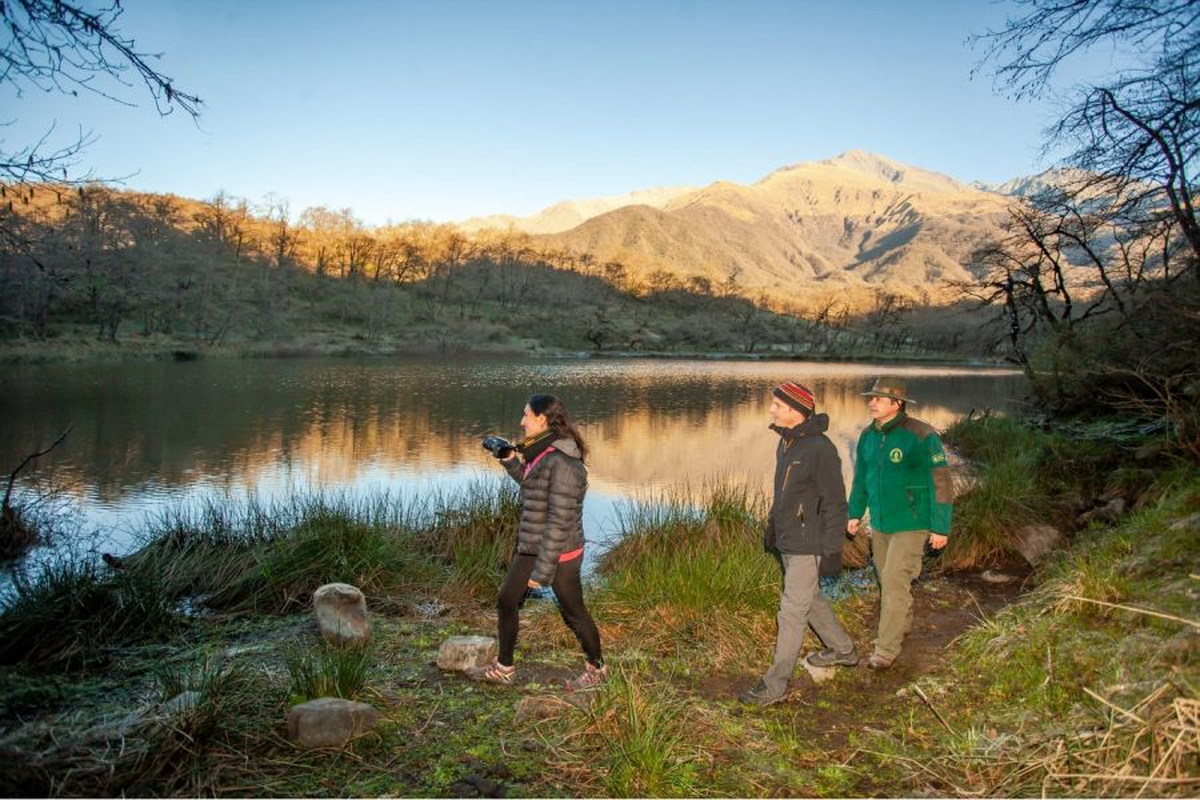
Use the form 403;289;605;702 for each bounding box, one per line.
1;0;202;185
973;0;1198;271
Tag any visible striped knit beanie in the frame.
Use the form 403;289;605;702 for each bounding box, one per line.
773;382;816;417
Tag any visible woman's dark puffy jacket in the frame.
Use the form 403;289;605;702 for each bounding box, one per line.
502;437;587;585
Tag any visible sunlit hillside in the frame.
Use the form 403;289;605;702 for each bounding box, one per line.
538;151;1015;307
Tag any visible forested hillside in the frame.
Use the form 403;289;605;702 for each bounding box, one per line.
0;185;996;361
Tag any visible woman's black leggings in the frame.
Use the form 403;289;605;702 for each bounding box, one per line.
497;553;602;668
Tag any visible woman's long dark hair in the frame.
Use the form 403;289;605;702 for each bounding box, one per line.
528;394;588;463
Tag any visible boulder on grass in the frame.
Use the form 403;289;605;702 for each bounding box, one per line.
313;582;371;647
286;697;380;748
437;635;497;671
1012;524;1063;566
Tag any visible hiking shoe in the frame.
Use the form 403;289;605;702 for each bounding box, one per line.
738;681;785;707
565;662;608;692
806;647;859;668
866;654;895;671
466;659;516;684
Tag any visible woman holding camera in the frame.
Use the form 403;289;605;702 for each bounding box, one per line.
472;394;606;691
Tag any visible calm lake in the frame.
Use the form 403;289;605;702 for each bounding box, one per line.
4;358;1027;559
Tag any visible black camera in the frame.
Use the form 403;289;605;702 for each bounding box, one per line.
481;435;516;459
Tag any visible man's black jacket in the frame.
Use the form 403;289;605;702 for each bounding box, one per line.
765;413;848;573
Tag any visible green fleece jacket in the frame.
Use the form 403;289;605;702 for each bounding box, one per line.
847;412;953;535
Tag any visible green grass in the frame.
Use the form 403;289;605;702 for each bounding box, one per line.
589;483;779;670
559;664;706;797
126;485;516;616
864;469;1200;796
942;415;1058;568
941;413;1137;569
284;640;375;703
419;481;521;596
1;420;1194;797
0;558;178;668
0;484;518;671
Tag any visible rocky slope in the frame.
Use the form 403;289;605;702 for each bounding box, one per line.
536;151;1016;305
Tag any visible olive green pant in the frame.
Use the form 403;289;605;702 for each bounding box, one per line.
870;529;929;660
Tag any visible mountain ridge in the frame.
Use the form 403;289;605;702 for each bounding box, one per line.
524;151;1018;306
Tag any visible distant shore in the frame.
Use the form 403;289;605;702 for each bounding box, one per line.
0;332;1009;368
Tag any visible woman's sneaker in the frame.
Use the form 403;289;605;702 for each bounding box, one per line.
466;659;516;684
565;662;608;692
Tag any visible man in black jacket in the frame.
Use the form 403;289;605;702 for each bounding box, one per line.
740;382;858;706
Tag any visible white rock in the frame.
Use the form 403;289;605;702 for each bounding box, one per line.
313;582;371;647
437;635;497;671
803;659;838;685
286;697;381;748
980;570;1017;584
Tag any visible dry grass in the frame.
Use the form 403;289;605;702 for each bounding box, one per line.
914;683;1199;797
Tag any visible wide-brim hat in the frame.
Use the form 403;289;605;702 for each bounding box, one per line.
862;376;917;404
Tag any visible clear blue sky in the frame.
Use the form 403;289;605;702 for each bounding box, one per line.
2;0;1119;225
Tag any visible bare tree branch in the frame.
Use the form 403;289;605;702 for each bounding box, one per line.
1;0;202;186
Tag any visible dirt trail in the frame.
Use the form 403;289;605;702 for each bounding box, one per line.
700;570;1026;749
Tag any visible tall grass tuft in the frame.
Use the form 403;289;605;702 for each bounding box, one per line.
419;480;520;596
592;483;778;670
564;664;706;797
941;416;1057;569
106;656;277;797
283;640;374;702
129;491;446;614
0;558;177;668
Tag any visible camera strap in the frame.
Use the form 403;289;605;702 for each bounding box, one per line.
523;446;556;479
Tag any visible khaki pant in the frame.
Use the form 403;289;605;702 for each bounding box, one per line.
762;554;855;697
870;529;929;660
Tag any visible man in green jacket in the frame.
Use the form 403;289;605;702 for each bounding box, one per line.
848;377;953;670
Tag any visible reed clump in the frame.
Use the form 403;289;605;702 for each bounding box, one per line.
546;664;712;797
0;558;177;669
418;481;521;597
283;640;374;703
0;483;520;671
127;488;514;615
940;415;1058;568
588;484;778;671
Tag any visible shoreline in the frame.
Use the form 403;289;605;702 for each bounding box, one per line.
0;337;1014;369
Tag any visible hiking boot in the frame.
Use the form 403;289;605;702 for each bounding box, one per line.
866;653;895;670
565;662;608;692
466;658;516;684
806;647;860;668
738;681;785;707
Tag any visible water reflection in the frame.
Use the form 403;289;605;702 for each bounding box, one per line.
4;358;1026;549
